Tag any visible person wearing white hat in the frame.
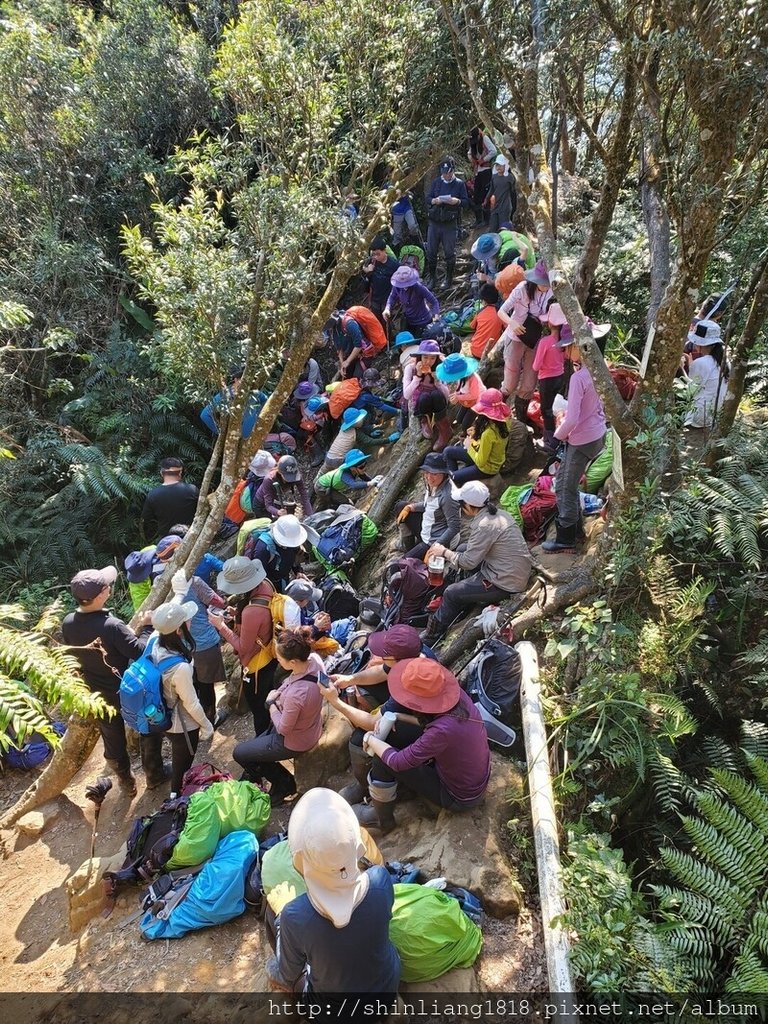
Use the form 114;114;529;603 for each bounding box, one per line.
422;481;533;643
681;319;727;429
247;514;308;592
251;454;312;521
266;788;400;1004
150;601;215;795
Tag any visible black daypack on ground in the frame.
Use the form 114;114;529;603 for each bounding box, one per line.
316;515;364;569
463;638;522;749
324;631;372;676
319;575;361;621
103;799;189;894
380;558;432;629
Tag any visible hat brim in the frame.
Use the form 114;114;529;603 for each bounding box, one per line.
471;401;511;421
342;454;370;469
293;384;320;400
686;330;718;347
414;346;444;358
470;235;502;260
436;357;479;382
279;469;301;483
216;564;266;594
591;323;611;339
524;270;549;286
271;522;308;548
394;338;417;347
101;565;119;585
153;600;198;633
392;271;419;288
387;660;461;714
342;410;367;430
419;458;448;473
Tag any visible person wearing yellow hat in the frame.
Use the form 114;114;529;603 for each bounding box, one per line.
266;787;400;1008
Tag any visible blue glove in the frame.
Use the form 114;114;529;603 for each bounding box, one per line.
387;431;401;443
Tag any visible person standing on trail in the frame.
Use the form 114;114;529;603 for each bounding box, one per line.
467;126;497;226
363;237;399;325
141;457;199;539
61;565;167;794
486;153;516;232
425;158;470;290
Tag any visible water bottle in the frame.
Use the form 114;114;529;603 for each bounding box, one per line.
144;704;164;726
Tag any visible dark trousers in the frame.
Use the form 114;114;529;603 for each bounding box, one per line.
434;572;509;628
473;168;492;219
373;755;479;810
313;487;348;512
243;658;278;736
168;729;199;794
99;711;133;776
426;222;458;264
394;501;429;560
455;406;476;431
443;444;495;485
233;727;298;797
538;374;564;433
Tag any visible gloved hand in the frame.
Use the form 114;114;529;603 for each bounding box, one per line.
387;431;401;443
370;474;385;486
200;721;214;742
397;504;412;524
369;429;383;438
171;569;188;596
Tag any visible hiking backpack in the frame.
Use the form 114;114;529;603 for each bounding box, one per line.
180;762;234;798
519;484;558;543
344;306;387;358
3;721;66;770
104;798;190;892
119;635;185;736
422;320;461;356
380;558;432;629
463;637;522;749
324;629;372;676
316;515;364;569
319;575;361;621
399;244;426;275
328;378;362;419
263;432;297;457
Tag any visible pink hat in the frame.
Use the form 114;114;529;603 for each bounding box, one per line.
391;265;420;288
542;302;567;327
471;387;511;422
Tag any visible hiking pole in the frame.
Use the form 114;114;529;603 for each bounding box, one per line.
85;776;112;866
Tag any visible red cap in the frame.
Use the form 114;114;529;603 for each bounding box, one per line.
387;659;461;714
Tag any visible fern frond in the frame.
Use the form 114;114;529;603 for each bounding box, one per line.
711;767;768;837
652;885;736;945
658;846;747;910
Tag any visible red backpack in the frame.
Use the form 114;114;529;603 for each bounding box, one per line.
520;485;558;543
344;305;388;358
180;762;234;797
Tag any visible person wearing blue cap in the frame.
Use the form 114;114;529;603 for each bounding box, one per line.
425;158;470;289
318;407;370;475
313;449;383;512
470;232;503;291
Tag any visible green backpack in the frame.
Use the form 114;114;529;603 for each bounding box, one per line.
389;883;483;982
399;244;426;275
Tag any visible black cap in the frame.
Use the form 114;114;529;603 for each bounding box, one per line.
419;452;449;473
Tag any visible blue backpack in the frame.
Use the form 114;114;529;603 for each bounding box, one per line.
119;635;185;735
316;516;364;568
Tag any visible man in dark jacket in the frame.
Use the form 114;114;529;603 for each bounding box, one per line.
425;158;470;289
61;566;166;793
394;452;460;559
140;457;199;539
363;237;399;324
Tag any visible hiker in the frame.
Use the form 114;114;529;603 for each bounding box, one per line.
61;565;165;794
493;254;526;301
498;224;535;269
470;232;503;291
319;407;372;474
436;353;487;433
402;338;452;451
209;557;299;734
391;186;420;246
124;546;158;612
496;258;553;424
382;265;440;338
467;126;498;226
542;328;606;552
149;601;215;796
422;480;533;642
425;158;470;289
363;237;399;324
443;388;511;483
169;570;227;725
200;365;265;440
681;319;727;429
468;285;504;360
395;452;460;560
284;579;331;632
232;628;324;806
252;455;312;521
140;457;199;540
265;787;400;1004
243;449;279;513
352;367;401;424
314;449;382;511
533;302;567;453
486;154;516;232
327;307;386;380
320;659;490;833
249;515;309;592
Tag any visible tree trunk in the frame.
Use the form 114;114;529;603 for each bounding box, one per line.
637;61;671;334
366;421;431;527
0;715;100;830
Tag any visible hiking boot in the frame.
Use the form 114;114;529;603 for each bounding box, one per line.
420;417;434;441
419;614;445;645
339;744;372;805
442;259;456;289
424;259;438;291
353;799;395;834
106;760;137;797
145;763;173;789
308;440;325;468
433;416;452;453
541;520;578;553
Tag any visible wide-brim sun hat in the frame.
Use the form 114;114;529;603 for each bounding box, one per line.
249;450;277;476
470;233;502;261
124;549;156;584
524;259;550;287
271;514;307;549
472;387;511;421
394;331;417;347
391;266;420;288
367;624;422;660
285;580;323;605
288;788;367;928
152;600;198;635
217;555;267;595
341;407;367;431
414;339;443;358
341;449;370;470
387;658;461;715
419;451;449;474
436;353;480;383
293;382;320;401
687;318;722;347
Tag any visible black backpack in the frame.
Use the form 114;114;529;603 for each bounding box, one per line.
103;798;189;896
319;575;361;621
464;638;522;727
316;515;364;569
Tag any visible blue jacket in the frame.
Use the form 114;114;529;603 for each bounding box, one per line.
201;389;265;439
427;176;470;224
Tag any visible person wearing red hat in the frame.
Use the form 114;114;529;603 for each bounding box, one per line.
443;387;512;483
321;658;490;833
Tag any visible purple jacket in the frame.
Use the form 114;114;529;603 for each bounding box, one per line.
385;282;440;328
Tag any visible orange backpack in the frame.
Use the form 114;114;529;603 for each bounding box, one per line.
328;378;362;419
224;480;248;526
345;305;387;357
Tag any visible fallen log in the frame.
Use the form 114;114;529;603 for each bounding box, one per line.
366;421;431;528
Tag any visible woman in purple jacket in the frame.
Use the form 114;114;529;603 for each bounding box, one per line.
383;265;440;338
542;327;607;552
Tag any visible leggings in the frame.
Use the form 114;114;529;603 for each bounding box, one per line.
538;374;564;433
242;659;278;736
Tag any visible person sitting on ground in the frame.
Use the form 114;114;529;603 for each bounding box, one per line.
437;353;487;433
241;449;278;515
486;153;516;232
252;455;312;521
248;514;309;592
540;325;607;553
200;364;265;440
320;658;490;834
232;628;324;806
150;601;215;796
208;557;299;734
443;388;511;484
498;224;535;269
468;283;503;360
681;319;727;430
140;457;199;540
314;449;382;511
266;787;400;1006
533;301;567;454
363;237;399;324
395;452;460;561
421;480;533;643
382;265;440;339
61;565;165;794
284;579;332;635
498;259;553;426
402;338;452;452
